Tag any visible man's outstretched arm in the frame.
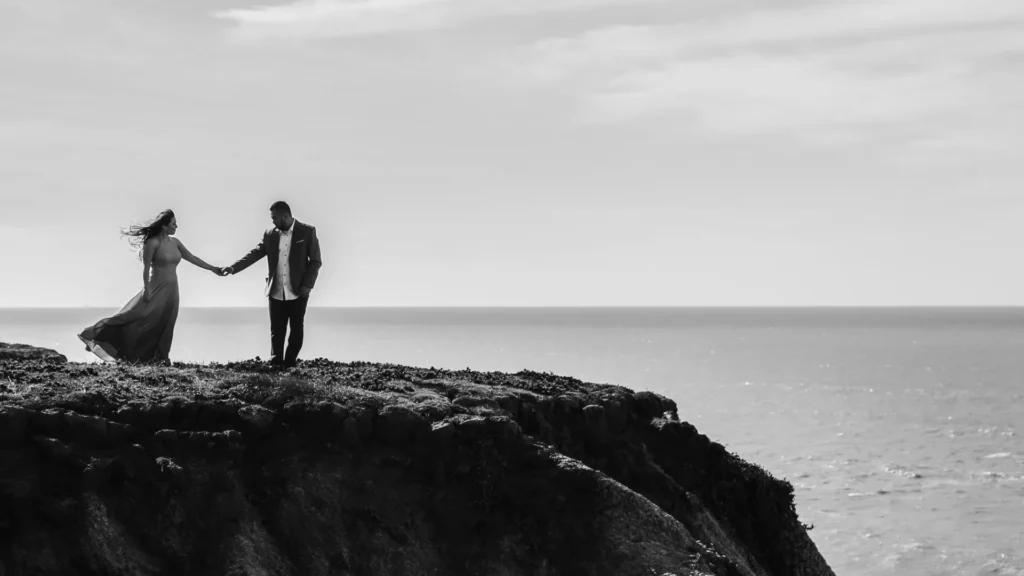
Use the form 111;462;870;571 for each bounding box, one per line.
224;234;268;275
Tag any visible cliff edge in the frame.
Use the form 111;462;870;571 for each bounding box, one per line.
0;343;835;576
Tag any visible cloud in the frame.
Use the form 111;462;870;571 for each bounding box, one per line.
585;54;974;133
0;0;180;65
517;0;1024;141
214;0;660;42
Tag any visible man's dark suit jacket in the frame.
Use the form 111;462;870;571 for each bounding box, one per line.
231;221;322;297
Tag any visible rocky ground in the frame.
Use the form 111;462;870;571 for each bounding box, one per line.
0;342;835;576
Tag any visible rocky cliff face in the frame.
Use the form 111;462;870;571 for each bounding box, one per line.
0;343;835;576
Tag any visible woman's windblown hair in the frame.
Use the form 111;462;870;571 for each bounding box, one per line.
122;209;175;260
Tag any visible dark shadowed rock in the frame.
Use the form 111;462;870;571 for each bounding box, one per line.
375;404;428;445
583;404;608;435
0;342;67;363
237;404;275;430
0;344;836;576
341;416;360;446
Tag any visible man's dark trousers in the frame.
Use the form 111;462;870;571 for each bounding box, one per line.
269;296;309;366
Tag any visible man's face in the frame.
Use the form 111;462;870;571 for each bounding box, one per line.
271;210;290;231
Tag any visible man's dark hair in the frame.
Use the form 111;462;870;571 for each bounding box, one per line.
270;201;292;215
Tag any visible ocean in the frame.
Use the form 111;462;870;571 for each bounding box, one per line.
2;307;1022;576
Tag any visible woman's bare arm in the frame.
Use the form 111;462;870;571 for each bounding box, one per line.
176;239;219;273
142;238;158;299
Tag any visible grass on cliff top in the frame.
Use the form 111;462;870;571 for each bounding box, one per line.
0;357;635;415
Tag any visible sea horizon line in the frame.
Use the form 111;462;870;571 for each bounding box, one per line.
4;305;1024;311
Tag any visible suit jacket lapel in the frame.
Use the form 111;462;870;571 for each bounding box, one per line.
268;228;281;270
289;222;303;276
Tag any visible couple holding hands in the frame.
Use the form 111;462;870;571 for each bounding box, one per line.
78;201;322;368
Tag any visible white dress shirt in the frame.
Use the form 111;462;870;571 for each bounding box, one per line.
270;220;299;301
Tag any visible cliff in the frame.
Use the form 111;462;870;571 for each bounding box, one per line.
0;343;835;576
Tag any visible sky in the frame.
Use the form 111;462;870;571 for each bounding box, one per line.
1;0;1023;307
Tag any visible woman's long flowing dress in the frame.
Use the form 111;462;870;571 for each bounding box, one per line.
79;238;181;364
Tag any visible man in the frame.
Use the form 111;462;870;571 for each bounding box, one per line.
221;201;322;368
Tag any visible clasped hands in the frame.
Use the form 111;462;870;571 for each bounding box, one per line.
211;266;311;298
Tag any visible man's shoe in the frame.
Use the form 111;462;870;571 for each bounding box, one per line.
283;359;298;369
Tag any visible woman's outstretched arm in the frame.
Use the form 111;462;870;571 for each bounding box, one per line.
175;239;220;273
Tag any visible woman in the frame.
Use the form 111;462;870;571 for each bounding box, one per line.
79;209;221;364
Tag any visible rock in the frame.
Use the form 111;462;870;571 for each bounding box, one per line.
633;390;668;420
31;409;65;438
318;401;349;422
0;342;67;363
0;449;33;497
0;352;835;576
214;492;244;520
553;395;580;414
83;456;117;490
341;416;360;446
63;411;108;443
114;401;169;431
238;405;275;430
154;429;178;442
430;421;455;444
196;401;246;431
374;405;428;445
485;415;522;447
113;444;158;482
582;404;608;435
603;399;629;434
34;436;72;460
452;396;500;411
0;406;32;447
494;394;523;419
456;415;487;435
156;456;185;482
349;405;375;439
